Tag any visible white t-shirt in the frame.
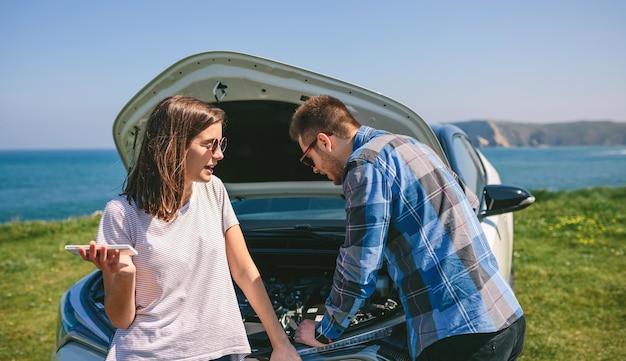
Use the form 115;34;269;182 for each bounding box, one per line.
96;177;250;360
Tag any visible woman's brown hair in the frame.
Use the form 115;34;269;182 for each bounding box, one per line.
123;95;226;221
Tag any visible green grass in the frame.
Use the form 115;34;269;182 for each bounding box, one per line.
0;216;98;360
1;187;625;360
514;187;626;361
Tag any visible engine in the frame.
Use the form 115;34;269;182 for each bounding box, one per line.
236;274;400;341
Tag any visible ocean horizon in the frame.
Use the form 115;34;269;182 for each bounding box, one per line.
1;146;625;224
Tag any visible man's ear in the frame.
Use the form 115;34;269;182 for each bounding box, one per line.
318;133;333;151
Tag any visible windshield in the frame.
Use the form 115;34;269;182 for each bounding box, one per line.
231;197;346;220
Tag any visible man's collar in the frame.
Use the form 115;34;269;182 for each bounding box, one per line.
352;125;377;151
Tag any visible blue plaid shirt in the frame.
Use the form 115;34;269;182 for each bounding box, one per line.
317;126;523;358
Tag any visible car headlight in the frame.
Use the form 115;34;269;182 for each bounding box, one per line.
54;273;110;355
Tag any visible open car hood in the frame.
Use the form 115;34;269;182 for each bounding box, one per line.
113;51;445;199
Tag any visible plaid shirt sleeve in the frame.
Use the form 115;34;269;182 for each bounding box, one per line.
317;157;391;338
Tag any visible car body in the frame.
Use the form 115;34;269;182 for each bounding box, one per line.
52;51;534;361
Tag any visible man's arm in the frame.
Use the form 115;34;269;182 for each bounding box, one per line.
318;161;392;339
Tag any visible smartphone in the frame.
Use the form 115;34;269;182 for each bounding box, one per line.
64;244;138;256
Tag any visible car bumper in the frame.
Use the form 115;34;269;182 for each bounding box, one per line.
51;341;106;361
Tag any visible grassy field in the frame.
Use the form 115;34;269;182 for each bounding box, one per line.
513;187;625;360
1;187;624;360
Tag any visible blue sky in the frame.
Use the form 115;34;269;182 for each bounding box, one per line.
1;1;624;149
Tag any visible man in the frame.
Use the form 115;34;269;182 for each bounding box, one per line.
291;95;525;360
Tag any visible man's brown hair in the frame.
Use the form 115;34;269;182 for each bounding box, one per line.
289;95;361;144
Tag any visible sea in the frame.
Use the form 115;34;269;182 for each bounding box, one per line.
1;146;625;224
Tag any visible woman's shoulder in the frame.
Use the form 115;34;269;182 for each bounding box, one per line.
106;194;132;205
103;195;137;215
194;176;230;203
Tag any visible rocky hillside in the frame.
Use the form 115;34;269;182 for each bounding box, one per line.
448;120;626;147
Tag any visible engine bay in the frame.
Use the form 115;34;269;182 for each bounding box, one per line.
236;273;402;347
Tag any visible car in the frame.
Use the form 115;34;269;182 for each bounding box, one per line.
52;51;534;361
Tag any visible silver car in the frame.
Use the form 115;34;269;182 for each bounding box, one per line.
52;51;534;361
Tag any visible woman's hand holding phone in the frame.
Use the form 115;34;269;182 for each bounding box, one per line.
78;241;136;276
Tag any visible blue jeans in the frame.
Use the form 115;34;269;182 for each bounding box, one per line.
416;316;526;361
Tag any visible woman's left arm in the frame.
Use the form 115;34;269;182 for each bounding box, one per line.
225;225;301;361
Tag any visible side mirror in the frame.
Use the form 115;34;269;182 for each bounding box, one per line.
478;184;535;220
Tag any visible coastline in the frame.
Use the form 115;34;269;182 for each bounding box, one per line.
1;147;625;223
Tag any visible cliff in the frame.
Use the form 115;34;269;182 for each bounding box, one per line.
448;120;626;147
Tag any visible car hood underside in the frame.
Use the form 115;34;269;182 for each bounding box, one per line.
112;51;445;200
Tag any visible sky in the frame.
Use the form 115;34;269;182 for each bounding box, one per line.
1;1;625;150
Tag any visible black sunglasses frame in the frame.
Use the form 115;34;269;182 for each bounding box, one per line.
299;132;333;168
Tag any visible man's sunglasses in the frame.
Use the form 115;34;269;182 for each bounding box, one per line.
299;132;333;168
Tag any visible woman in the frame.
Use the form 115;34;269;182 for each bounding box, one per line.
80;95;300;360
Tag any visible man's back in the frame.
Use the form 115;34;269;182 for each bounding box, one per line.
328;126;524;357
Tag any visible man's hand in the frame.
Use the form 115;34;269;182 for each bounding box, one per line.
294;319;327;347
